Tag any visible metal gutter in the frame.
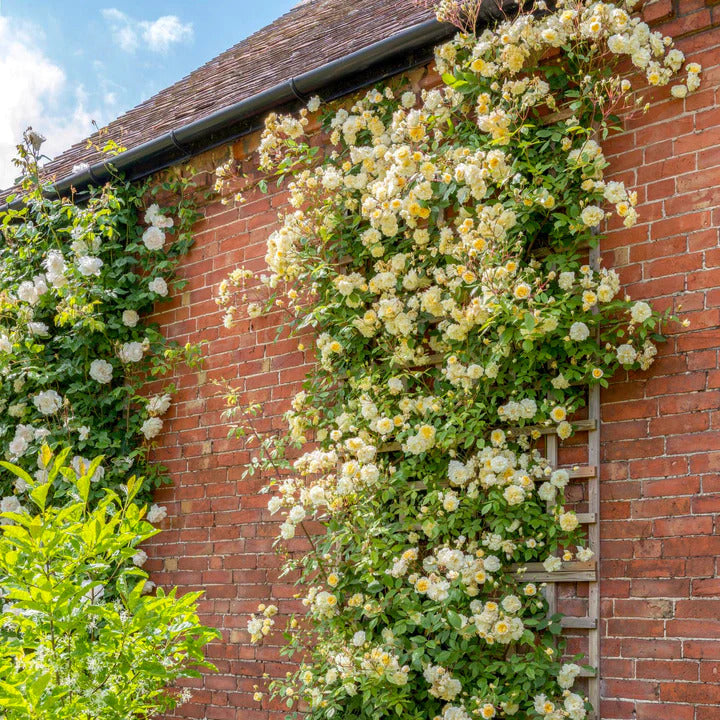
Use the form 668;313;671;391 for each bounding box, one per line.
2;1;509;209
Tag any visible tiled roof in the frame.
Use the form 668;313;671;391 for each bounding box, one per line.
41;0;435;185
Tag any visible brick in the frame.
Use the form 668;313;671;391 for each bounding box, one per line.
630;579;691;598
636;660;699;681
636;703;695;720
653;516;713;537
693;578;720;596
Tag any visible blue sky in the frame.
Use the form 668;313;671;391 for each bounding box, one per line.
0;0;299;186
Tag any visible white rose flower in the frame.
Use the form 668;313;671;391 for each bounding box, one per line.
33;390;62;415
77;255;104;277
580;205;604;227
616;343;638;365
78;425;91;441
550;469;569;488
89;359;113;384
132;549;148;567
307;95;321;112
543;555;562;573
267;496;283;514
118;341;144;363
401;91;417;108
671;84;688;99
147;393;172;416
144;203;173;228
569;321;590;341
442;491;459;512
501;595;522;614
28;322;49;336
9;436;29;457
14;425;33;443
142;225;165;251
448;459;471;486
122;309;140;327
308;485;326;505
288;505;306;523
146;504;168;523
558;271;575;290
0;496;23;514
148;277;168;296
564;692;586;719
559;511;579;532
44;250;67;286
538;482;557;503
388;377;403;394
9;403;26;418
503;485;525;505
630;301;652;324
17;281;39;305
352;630;366;646
33;275;48;296
0;335;12;353
141;417;163;440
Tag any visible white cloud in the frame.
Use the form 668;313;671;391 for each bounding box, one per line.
102;9;193;54
0;17;110;189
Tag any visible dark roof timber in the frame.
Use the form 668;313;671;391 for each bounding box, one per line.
5;0;507;203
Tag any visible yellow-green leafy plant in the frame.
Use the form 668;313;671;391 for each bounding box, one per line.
0;448;219;719
216;1;698;718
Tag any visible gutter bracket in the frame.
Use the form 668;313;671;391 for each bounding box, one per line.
289;77;310;104
169;130;192;159
87;166;103;185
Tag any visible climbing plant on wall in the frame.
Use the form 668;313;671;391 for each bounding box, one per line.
0;134;201;506
217;1;698;718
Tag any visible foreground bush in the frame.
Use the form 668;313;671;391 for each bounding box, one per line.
0;448;219;720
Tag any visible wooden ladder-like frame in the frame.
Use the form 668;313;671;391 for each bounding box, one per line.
544;382;601;717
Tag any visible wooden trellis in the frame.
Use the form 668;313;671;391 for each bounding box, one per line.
541;242;601;717
543;383;601;715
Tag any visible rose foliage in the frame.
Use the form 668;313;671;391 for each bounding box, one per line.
0;136;201;506
216;2;699;719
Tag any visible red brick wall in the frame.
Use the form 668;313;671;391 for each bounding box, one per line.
143;3;720;719
599;3;720;719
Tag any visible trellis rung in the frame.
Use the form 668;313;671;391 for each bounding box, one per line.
507;419;596;437
568;465;597;479
376;422;597;454
577;512;597;525
405;473;595;491
378;442;402;453
512;561;596;583
560;616;597;629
